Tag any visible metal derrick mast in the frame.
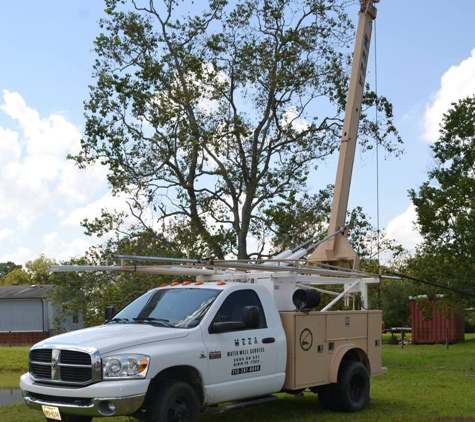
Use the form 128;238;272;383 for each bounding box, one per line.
308;0;379;269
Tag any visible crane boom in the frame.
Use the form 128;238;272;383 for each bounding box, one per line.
308;0;379;269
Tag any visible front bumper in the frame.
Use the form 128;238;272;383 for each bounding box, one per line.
20;373;149;418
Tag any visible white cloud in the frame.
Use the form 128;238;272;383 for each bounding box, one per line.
0;90;109;231
281;106;309;133
0;228;14;241
192;62;229;114
61;190;157;236
0;235;96;266
0;247;35;266
0;126;21;165
423;48;475;143
56;161;110;206
42;232;94;263
61;192;129;227
0;91;117;265
386;203;423;253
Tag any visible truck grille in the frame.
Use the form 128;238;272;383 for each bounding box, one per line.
29;347;101;386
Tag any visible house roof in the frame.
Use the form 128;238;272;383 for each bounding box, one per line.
0;285;53;299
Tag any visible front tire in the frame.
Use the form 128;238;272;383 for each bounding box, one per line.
146;380;200;422
336;361;370;412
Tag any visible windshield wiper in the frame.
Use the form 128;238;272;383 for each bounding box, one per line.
107;318;129;323
133;317;175;327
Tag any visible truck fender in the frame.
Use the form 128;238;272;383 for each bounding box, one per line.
328;345;369;383
146;365;205;405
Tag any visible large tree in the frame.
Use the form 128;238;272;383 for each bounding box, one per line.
409;95;475;298
0;256;56;286
1;268;31;286
73;0;401;260
0;261;22;283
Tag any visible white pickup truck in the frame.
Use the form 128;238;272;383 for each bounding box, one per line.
20;267;386;422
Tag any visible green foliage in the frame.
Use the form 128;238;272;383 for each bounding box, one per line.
374;279;416;328
347;207;404;264
1;269;31;286
49;232;185;327
401;246;475;315
50;267;152;328
0;261;25;285
71;0;402;260
409;96;475;304
0;262;22;280
25;255;57;285
256;186;403;262
262;187;332;255
1;256;58;286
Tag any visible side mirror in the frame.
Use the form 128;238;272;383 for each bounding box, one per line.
105;306;116;321
208;305;260;334
210;321;246;334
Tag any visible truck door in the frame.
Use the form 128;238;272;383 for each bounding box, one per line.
201;289;280;403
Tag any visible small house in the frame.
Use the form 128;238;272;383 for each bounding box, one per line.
0;285;83;345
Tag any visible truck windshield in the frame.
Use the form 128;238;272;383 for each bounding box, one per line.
109;288;220;329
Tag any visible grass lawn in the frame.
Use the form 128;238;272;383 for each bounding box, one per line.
1;335;474;422
0;347;30;389
0;347;29;372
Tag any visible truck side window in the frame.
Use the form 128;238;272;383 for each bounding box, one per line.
213;290;267;330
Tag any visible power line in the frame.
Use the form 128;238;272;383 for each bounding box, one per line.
373;16;382;309
385;271;475;299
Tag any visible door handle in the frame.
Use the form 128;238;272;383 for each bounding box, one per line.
262;337;275;344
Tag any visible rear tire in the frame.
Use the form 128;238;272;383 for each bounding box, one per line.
146;380;199;422
335;361;370;412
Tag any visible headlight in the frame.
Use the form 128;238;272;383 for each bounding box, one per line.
102;355;150;379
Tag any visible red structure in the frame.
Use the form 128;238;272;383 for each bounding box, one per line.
0;331;48;346
411;299;465;344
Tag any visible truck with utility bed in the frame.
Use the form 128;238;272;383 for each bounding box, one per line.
20;262;386;422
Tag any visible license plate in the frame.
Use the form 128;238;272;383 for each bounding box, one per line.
42;405;62;421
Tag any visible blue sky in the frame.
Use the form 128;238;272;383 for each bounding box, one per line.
1;0;475;265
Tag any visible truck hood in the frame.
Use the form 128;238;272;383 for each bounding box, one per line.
35;324;190;355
